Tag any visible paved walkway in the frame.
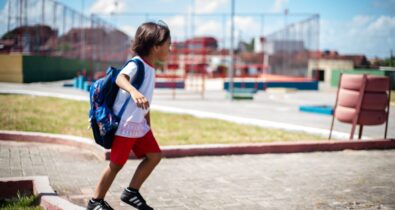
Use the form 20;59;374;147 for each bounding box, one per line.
1;141;394;210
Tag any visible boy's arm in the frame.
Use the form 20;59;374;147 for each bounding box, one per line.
116;74;149;110
145;111;151;127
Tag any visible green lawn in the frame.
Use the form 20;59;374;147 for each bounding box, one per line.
0;94;324;145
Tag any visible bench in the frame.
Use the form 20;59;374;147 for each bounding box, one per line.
227;88;257;100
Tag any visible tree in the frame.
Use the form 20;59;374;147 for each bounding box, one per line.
238;38;255;52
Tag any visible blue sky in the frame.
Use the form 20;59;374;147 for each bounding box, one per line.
1;0;394;58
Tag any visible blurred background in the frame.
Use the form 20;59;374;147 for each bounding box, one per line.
0;0;394;88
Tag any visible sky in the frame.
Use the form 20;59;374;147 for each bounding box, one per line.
1;0;395;58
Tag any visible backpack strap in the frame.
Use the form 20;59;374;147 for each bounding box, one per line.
131;59;145;90
116;58;146;118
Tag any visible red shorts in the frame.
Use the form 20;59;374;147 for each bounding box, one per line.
110;130;161;166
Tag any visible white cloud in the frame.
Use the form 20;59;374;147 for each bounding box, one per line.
226;16;260;37
352;15;374;26
321;15;395;58
164;15;187;40
119;25;136;37
234;16;257;32
271;0;289;13
367;16;395;33
195;20;221;35
89;0;127;15
193;0;228;14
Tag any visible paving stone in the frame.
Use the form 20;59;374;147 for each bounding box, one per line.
1;141;395;209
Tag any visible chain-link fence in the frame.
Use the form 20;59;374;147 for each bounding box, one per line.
265;14;320;76
0;0;319;81
160;12;319;78
0;0;130;66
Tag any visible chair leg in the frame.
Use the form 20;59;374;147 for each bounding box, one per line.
358;125;363;140
329;115;335;140
350;123;356;140
384;119;389;139
385;78;391;139
351;75;367;140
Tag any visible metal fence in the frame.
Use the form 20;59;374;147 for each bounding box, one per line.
266;14;320;76
0;0;130;65
1;0;319;77
139;12;319;77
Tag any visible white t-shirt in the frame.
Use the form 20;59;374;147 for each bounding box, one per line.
113;56;155;138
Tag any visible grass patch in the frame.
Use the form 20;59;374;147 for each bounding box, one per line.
0;94;324;145
392;91;395;103
152;111;324;145
0;192;42;210
0;94;91;138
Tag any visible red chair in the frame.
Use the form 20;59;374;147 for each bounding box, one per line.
329;74;392;140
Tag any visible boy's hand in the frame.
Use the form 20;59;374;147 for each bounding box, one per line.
130;90;149;110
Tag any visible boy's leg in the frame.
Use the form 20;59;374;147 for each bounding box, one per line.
92;135;135;199
129;152;162;189
121;153;161;210
128;131;162;189
93;161;123;199
120;131;161;209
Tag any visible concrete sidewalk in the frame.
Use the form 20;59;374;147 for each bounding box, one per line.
1;140;394;210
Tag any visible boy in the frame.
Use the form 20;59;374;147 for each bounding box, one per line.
87;21;171;210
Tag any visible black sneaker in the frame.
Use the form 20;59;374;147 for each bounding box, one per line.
86;199;114;210
120;188;154;210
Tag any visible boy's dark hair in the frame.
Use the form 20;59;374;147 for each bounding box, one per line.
132;21;171;56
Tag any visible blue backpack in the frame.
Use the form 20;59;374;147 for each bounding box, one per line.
89;58;145;149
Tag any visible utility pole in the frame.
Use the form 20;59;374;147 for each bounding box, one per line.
229;0;235;100
7;0;11;32
81;0;85;60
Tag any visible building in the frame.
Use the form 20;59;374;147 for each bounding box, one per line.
307;51;371;85
170;36;219;75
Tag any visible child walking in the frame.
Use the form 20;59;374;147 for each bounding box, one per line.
87;21;171;210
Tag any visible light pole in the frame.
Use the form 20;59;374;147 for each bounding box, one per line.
229;0;235;100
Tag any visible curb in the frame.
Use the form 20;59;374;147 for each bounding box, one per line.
152;139;395;158
1;130;394;160
0;176;84;210
0;130;107;161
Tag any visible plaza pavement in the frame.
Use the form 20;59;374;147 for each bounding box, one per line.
1;141;395;210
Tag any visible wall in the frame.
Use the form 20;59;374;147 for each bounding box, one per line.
0;54;23;83
331;69;395;90
22;55;90;83
308;59;354;85
0;54;122;83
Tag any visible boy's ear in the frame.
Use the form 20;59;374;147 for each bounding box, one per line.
153;45;159;53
